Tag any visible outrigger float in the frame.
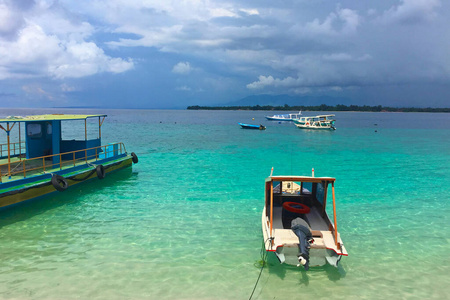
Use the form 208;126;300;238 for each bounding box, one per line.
0;114;138;209
262;169;347;270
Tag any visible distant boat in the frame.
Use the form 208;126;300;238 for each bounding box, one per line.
0;114;138;210
238;123;266;130
293;114;336;130
265;111;302;121
262;170;348;269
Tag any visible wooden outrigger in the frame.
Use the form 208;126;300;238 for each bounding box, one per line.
0;114;138;209
262;170;347;269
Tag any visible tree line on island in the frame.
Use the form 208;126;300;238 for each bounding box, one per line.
187;104;450;113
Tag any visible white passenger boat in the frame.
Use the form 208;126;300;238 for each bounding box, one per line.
293;114;336;130
265;111;302;121
262;170;347;269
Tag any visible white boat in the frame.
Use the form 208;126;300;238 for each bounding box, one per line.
293;114;336;130
265;111;302;121
262;170;347;270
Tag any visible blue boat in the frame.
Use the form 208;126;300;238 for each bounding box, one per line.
0;114;138;209
238;123;266;130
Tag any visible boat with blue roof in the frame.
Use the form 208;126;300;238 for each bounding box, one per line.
0;114;138;209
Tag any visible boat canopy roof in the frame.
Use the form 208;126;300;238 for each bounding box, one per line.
0;114;107;123
267;175;336;183
301;114;335;118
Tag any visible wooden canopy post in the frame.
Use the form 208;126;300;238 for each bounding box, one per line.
322;181;328;217
2;122;16;177
331;182;340;249
98;116;105;139
270;181;274;246
6;123;11;176
18;122;21;160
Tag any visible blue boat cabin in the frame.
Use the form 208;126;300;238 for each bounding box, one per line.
24;119;101;165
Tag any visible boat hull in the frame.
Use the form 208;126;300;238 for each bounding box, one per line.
272;242;342;267
265;117;295;121
294;123;336;130
0;155;132;209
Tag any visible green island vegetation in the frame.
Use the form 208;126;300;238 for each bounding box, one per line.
187;104;450;112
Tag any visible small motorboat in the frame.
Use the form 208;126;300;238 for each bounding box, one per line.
238;123;266;130
262;169;347;270
265;111;302;121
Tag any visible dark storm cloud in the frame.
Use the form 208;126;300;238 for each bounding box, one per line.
0;0;449;107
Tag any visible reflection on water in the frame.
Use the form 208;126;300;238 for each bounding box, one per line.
0;168;134;227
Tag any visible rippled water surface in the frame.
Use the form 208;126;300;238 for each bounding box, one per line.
0;108;449;299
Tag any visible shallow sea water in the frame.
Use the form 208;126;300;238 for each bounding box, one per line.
0;108;449;299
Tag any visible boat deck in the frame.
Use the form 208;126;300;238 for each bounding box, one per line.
304;206;330;231
272;206;329;231
269;206;346;253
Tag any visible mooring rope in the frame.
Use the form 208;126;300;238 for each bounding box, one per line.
249;238;271;300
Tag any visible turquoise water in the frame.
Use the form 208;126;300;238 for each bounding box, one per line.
0;109;449;299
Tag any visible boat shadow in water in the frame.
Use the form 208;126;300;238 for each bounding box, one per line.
0;168;134;228
263;252;346;284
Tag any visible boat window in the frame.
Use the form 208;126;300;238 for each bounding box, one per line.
272;181;281;193
61;119;99;141
302;182;312;194
47;123;52;135
316;183;325;205
27;123;42;139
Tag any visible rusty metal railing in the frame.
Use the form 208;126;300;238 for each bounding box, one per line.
0;142;127;182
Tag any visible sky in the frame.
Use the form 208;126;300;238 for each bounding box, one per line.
0;0;449;109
